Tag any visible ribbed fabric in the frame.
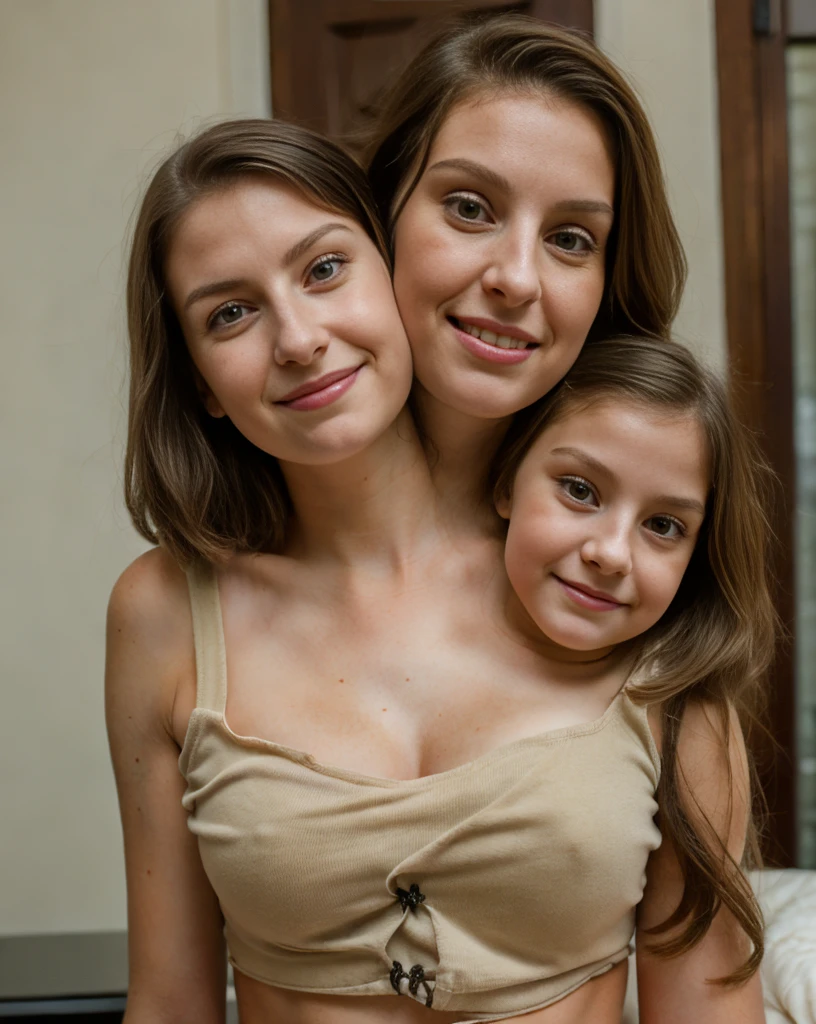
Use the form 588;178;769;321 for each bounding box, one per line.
179;561;662;1020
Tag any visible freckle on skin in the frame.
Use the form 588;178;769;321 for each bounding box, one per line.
382;708;387;712
135;757;140;763
339;679;344;683
146;869;151;876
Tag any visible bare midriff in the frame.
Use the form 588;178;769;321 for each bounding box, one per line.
233;959;628;1024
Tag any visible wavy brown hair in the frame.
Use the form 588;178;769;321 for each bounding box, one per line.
492;336;776;984
363;14;686;342
125;119;390;565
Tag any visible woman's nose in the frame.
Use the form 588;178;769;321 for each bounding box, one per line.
580;525;633;576
480;228;542;307
271;306;330;366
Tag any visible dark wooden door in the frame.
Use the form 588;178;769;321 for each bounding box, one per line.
268;0;593;140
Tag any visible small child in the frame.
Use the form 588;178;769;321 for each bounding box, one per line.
491;334;776;986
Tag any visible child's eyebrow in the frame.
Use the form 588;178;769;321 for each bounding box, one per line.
550;446;607;476
549;447;706;517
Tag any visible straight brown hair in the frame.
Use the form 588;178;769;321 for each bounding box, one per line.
493;336;776;984
363;14;687;343
125;119;390;565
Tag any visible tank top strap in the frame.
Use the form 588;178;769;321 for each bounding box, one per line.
185;560;228;715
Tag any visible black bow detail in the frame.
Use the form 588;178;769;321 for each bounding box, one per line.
390;960;433;1007
396;883;426;912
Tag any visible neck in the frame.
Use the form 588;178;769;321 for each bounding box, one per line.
413;384;512;534
280;407;439;568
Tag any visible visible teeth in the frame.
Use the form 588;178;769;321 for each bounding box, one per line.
459;321;530;350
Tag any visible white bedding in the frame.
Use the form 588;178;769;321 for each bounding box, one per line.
622;869;816;1023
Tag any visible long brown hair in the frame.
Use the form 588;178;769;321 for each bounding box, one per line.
493;336;776;983
125;118;390;565
363;14;686;342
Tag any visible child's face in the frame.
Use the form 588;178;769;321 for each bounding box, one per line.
497;398;709;657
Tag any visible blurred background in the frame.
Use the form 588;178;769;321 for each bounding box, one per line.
0;0;811;1016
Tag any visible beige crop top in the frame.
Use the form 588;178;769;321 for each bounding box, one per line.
179;562;662;1021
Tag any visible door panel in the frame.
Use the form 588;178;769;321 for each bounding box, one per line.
269;1;593;139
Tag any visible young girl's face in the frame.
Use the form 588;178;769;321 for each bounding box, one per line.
497;399;709;657
391;91;615;422
165;176;413;466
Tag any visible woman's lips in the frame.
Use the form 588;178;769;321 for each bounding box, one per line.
448;316;537;365
554;575;626;612
277;366;362;411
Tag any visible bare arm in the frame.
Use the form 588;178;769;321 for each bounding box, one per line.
106;549;226;1024
636;702;765;1024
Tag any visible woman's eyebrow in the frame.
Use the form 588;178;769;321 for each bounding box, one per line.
282;222;353;267
426;158;511;193
183;223;353;311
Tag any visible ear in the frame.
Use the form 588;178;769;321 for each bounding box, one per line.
495;489;512;520
192;367;226;419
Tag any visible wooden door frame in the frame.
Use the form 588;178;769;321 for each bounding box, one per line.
715;0;797;865
268;1;593;132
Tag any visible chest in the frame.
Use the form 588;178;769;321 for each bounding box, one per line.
215;578;622;779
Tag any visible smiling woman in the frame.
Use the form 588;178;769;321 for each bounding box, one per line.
364;15;687;518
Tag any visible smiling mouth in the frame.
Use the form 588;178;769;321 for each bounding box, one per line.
554;575;626;611
448;316;539;351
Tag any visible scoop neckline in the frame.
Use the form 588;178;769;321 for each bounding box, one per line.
187;687;630;789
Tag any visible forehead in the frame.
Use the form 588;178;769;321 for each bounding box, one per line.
426;90;615;194
168;177;352;261
524;398;710;494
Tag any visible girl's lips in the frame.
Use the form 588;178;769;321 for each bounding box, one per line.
554;575;626;612
448;317;535;365
277;366;362;411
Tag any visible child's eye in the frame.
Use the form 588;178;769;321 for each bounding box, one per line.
560;476;597;505
307;255;347;285
209;302;252;329
645;515;685;539
444;192;491;224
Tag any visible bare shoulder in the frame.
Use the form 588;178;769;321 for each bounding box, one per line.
105;547;194;740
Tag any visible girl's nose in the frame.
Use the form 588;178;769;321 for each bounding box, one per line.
480;228;542;307
580;525;633;577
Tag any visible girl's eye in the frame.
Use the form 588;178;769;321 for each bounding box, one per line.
645;515;685;539
549;229;595;254
209;302;251;329
560;477;597;505
308;256;346;284
445;194;490;224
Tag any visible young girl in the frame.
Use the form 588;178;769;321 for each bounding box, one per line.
491;335;775;1020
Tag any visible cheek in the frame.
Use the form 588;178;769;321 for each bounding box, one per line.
637;553;691;616
546;266;606;336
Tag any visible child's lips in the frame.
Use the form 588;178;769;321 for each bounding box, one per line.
553;575;627;611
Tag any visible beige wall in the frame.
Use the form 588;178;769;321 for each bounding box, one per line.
0;0;726;937
0;0;269;936
596;0;728;371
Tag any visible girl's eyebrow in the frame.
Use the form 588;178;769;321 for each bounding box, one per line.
550;446;706;516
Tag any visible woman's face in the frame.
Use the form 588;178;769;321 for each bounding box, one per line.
165;176;413;467
392;92;615;421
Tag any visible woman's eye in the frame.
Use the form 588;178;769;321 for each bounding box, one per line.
308;257;345;284
549;230;594;254
646;515;684;539
445;194;490;223
561;477;596;504
210;302;251;328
